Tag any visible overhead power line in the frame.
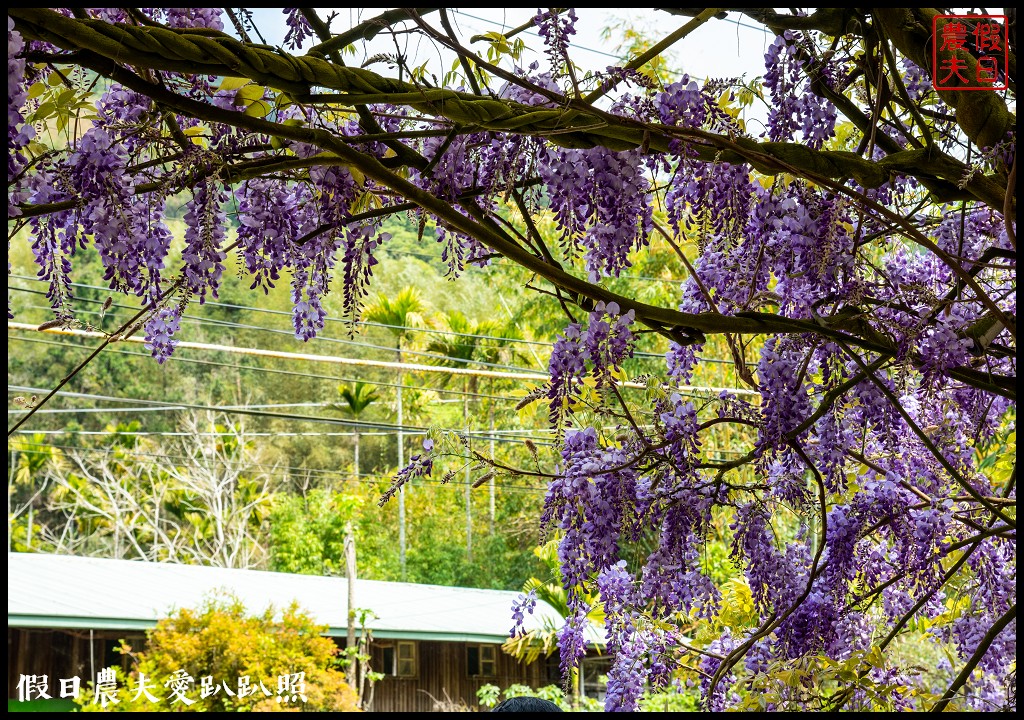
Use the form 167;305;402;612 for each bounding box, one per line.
9;333;755;439
8;322;759;396
15;428;393;438
7;384;557;445
8;334;524;403
9;322;549;381
8;426;750;458
9;276;752;365
9;287;545;373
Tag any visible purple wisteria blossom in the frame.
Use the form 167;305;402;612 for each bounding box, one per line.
6;8;1016;712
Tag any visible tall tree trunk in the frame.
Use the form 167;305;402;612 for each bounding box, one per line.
396;341;406;580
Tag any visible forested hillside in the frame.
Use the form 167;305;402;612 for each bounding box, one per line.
8;7;1014;711
9;203;742;589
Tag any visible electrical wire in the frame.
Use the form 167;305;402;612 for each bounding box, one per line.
8;333;526;403
8;425;750;458
8;322;758;396
7;384;558;445
8;333;755;444
9;275;752;366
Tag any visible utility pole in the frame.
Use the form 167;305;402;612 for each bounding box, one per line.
345;522;356;650
489;398;496;534
465;425;472;563
396;341;406;580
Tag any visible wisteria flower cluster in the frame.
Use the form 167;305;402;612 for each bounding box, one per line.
6;6;1015;713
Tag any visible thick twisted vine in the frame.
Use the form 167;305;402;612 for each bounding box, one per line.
10;8;1007;209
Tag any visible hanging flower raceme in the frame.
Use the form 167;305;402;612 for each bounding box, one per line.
5;8;1016;712
756;335;814;452
144;305;183;364
535;8;577;76
236;178;306;292
583;301;635;387
509;588;537;638
547;323;586;427
540;145;653;280
541;423;659;693
282;8;313;50
379;440;435;509
181;176;228;306
68;127;172;300
290;230;341;342
7;17;34;220
764;31;836;148
546;302;636;427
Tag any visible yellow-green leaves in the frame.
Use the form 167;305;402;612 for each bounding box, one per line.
474;30;526;65
26;74;98;135
217;75;250;92
717;576;758;629
182;124;208;147
218;78;273;118
234;83;271;117
27;80;47;99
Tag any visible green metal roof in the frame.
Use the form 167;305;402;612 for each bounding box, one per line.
8;553;597;644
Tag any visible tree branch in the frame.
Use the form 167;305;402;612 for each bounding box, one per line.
11;8;1001;208
930;604;1016;712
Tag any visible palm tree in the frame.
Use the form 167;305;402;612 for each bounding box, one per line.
335;381;379;478
362;286;427;580
426;310;492;563
426;310;494;411
428;315;527;543
474;322;526;534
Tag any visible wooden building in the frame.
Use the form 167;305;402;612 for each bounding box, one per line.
8;553;605;712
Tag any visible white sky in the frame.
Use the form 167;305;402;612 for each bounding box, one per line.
246;8;775;84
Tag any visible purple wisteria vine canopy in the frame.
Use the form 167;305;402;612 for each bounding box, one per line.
7;8;1016;712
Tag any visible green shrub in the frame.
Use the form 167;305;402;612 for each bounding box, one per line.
76;594;360;712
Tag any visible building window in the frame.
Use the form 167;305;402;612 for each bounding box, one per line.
381;645;395;675
396;641;417;677
467;644;497;676
379;641;417;677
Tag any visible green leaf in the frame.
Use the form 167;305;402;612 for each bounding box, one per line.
56;88;77;107
865;645;886;669
243;99;272;118
235;84;266;105
778;669;802;687
219;76;250;91
32;101;55;122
